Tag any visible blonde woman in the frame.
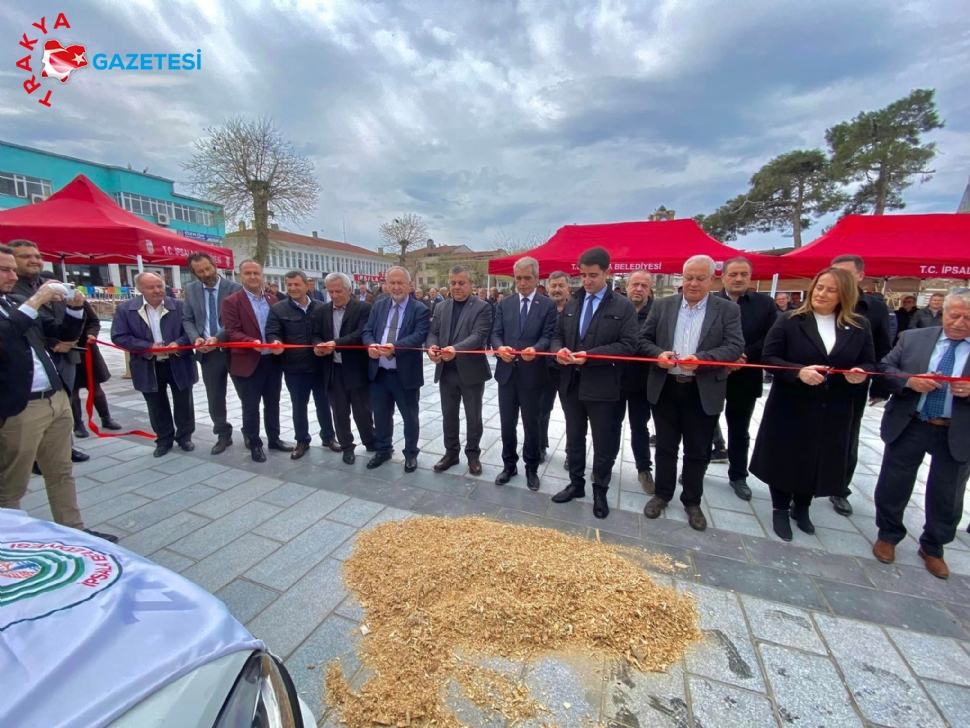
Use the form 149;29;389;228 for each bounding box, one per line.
750;267;876;541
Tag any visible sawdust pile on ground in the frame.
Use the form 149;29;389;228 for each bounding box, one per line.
326;517;700;727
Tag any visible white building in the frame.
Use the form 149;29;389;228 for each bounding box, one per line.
223;225;392;290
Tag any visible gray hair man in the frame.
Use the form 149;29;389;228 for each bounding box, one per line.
538;270;572;460
491;256;558;489
638;254;744;530
426;265;493;475
872;290;970;580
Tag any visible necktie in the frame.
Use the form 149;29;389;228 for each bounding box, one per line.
579;294;596;340
386;304;400;359
520;297;529;337
206;287;218;339
920;339;959;420
0;296;63;391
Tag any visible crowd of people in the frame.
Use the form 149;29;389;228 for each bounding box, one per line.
1;240;968;581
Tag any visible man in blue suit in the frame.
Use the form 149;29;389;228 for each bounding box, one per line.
492;257;558;490
362;265;431;473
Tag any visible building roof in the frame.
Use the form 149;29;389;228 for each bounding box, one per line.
225;228;383;258
959;175;970;213
406;244;468;258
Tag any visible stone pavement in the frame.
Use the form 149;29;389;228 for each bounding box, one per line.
19;342;970;727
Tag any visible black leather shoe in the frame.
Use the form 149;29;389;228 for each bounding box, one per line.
551;483;586;503
153;445;172;458
495;467;517;485
790;505;815;534
367;453;391;469
526;471;540;491
730;478;752;501
71;448;90;463
84;529;118;543
468;459;482;476
101;418;123;431
251;446;267;463
710;447;729;464
433;454;460;472
365;444;376;453
291;442;309;460
32;462;42;475
343;450;356;465
74;425;90;439
404;456;418;473
210;438;232;455
321;439;342;453
268;439;295;453
244;436;252;449
592;486;609;519
772;509;793;541
829;495;852;516
179;441;195;452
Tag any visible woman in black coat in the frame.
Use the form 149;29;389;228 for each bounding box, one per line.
750;267;875;541
71;300;121;437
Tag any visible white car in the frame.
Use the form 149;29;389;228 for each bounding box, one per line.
1;510;317;728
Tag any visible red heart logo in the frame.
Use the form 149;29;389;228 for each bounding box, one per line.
41;39;88;83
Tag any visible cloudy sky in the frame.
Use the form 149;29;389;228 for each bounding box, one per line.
3;0;969;253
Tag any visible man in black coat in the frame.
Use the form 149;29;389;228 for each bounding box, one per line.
265;270;338;460
312;272;376;464
551;247;638;519
539;272;572;462
830;255;894;516
491;256;558;490
872;293;970;580
894;295;918;338
716;258;778;500
613;270;655;492
910;293;944;329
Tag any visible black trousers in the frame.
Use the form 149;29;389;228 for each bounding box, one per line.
372;369;420;458
440;365;485;459
330;364;375;451
841;382;870;497
198;351;232;438
874;418;969;558
539;369;560;450
143;359;195;448
284;370;335;445
231;355;282;449
561;384;619;490
652;378;719;507
724;396;758;481
769;486;812;510
613;392;652;473
71;388;110;428
498;370;543;471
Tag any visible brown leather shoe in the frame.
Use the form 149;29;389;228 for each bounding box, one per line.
643;495;668;519
919;549;950;580
322;439;343;453
290;442;309;460
685;505;707;531
468;459;482;476
638;470;655;494
872;539;895;564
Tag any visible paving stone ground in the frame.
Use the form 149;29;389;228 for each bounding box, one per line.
24;343;970;727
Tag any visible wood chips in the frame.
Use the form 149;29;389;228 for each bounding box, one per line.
326;517;700;727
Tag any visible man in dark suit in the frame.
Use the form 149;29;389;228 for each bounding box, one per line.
716;258;778;500
222;260;295;462
830;255;894;516
266;270;338;460
111;272;197;458
0;245;117;541
313;272;375;464
872;293;970;580
492;257;558;489
427;265;493;475
551;247;638;519
362;265;431;472
182;252;243;454
639;255;744;530
613;270;655;492
910;293;944;329
540;272;571;463
356;282;375;304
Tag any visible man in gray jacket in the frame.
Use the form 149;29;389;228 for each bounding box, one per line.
426;265;493;475
638;255;744;531
872;291;970;580
182;252;242;454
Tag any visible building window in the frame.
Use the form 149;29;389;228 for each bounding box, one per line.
0;171;53;200
115;192;215;226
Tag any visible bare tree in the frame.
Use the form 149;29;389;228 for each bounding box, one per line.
182;116;320;265
379;213;429;268
493;228;548;256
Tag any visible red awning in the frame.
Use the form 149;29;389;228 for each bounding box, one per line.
775;214;970;279
487;219;777;277
0;174;233;269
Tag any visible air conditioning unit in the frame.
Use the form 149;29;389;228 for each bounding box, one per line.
156;213;171;226
30;193;47;204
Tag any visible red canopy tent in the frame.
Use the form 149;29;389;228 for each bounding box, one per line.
0;174;233;269
487;219;777;277
774;214;970;279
